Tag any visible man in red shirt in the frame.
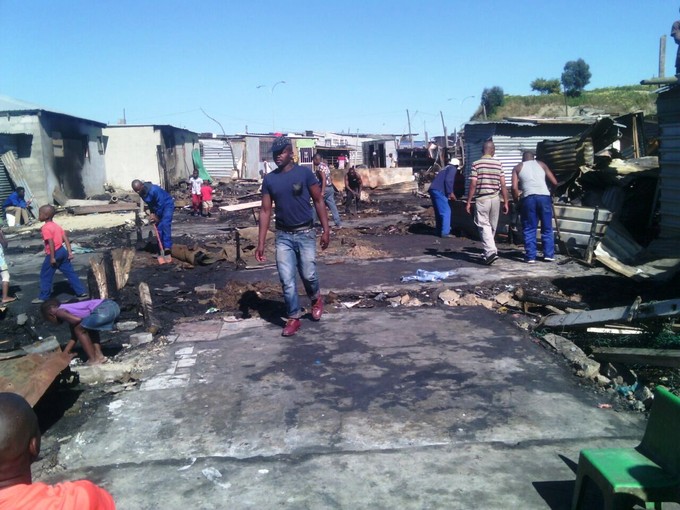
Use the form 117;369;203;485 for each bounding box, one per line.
0;392;116;509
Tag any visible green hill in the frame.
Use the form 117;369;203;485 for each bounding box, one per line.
474;85;658;120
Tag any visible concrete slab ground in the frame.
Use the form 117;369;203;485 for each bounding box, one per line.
46;307;654;509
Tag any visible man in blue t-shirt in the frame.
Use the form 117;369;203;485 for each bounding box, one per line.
256;136;330;337
132;180;175;264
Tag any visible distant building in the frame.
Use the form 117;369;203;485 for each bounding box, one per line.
0;95;107;206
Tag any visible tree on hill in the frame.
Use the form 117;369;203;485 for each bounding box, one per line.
530;78;561;95
561;58;591;97
481;86;505;117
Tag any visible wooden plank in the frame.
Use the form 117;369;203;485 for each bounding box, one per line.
89;256;108;299
112;248;134;290
66;203;138;215
514;288;589;310
219;200;261;212
138;282;160;334
591;347;680;368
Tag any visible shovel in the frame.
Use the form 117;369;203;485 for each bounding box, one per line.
152;224;167;265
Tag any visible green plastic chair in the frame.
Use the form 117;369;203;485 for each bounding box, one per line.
572;386;680;510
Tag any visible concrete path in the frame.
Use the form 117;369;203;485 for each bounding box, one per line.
47;306;647;509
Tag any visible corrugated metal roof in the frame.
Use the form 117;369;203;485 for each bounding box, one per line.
0;95;47;112
0;95;106;127
657;87;680;238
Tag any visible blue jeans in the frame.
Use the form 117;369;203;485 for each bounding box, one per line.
313;187;342;227
429;189;451;237
323;187;342;226
275;229;320;319
156;206;174;251
81;299;120;331
520;194;554;260
39;246;86;300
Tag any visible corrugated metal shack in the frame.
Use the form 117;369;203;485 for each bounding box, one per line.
656;85;680;240
461;120;590;189
199;136;238;181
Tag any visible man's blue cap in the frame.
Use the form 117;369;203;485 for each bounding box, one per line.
271;136;291;153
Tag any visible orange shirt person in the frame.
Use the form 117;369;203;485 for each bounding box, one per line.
0;392;116;509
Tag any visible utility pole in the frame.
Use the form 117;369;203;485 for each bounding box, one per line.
440;111;448;166
424;121;428;146
406;109;413;148
660;34;667;78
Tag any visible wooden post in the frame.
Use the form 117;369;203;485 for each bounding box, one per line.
660;34;667;78
89;256;108;299
138;282;160;334
112;248;134;290
406;109;413;148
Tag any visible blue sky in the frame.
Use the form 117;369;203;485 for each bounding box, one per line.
2;1;676;137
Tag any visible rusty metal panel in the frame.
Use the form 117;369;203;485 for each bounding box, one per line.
553;204;613;247
0;351;71;407
657;87;680;238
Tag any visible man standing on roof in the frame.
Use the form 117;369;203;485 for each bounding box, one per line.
256;136;330;337
512;150;558;263
673;7;680;75
465;140;509;265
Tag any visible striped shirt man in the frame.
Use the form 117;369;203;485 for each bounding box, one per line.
470;155;504;198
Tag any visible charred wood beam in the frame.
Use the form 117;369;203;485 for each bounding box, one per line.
514;288;589;310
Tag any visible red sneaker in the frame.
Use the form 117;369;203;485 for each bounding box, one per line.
311;297;324;321
282;318;301;337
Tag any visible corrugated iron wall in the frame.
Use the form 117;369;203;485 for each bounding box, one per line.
0;135;18;209
657;87;680;238
200;138;234;181
462;122;586;193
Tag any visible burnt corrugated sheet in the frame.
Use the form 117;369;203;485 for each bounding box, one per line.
657;87;680;238
0;135;18;208
200;138;234;181
462;122;586;193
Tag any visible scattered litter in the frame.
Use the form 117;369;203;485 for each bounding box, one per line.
400;269;457;283
258;469;269;474
116;321;139;332
129;332;153;346
202;467;231;489
158;286;180;293
222;316;243;323
597;403;613;409
69;243;94;254
617;382;639;396
178;457;197;471
373;292;387;302
195;283;217;295
205;307;219;314
341;300;362;309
